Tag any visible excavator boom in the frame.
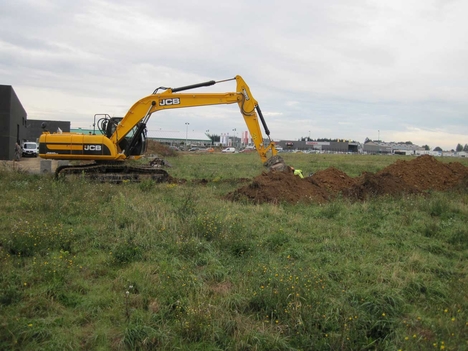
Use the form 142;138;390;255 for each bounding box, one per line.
108;75;277;163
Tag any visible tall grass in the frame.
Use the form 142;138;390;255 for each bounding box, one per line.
0;154;467;350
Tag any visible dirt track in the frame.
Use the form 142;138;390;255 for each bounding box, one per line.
3;157;60;174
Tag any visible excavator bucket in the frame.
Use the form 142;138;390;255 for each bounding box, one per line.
264;155;288;172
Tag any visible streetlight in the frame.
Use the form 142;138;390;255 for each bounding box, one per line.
232;128;236;148
185;122;190;150
206;130;211;146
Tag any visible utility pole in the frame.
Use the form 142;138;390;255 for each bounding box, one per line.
185;122;190;150
378;130;381;154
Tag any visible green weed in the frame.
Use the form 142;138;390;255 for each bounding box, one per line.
0;155;467;350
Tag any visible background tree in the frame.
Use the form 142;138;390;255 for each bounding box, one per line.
456;143;463;152
433;146;443;152
464;144;468;152
422;145;430;150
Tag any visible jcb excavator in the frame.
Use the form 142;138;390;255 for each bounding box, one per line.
39;75;285;182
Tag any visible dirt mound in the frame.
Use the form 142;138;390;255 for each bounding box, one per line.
146;140;179;157
226;171;330;204
227;155;468;204
309;167;357;193
377;155;468;191
342;172;421;201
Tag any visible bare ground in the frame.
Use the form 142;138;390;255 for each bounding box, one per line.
2;157;60;174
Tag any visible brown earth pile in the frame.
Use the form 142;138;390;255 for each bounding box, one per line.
376;155;468;191
226;171;330;204
226;155;468;204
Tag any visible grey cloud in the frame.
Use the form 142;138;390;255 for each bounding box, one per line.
1;0;467;150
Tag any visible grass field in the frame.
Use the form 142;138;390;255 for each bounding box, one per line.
1;153;467;350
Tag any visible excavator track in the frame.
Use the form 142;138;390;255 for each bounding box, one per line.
55;163;170;183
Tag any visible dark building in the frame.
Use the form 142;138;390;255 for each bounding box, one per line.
26;120;70;142
0;85;28;160
0;85;71;160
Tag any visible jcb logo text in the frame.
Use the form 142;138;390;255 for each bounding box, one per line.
84;145;102;151
159;98;180;106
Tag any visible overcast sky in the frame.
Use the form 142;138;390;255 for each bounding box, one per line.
1;0;467;150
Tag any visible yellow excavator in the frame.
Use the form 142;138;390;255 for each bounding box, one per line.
39;75;285;182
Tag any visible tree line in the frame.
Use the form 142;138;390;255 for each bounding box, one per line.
424;144;468;152
361;138;468;153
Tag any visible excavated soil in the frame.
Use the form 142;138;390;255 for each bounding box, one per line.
226;155;468;204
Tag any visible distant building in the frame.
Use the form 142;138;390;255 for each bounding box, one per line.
363;142;424;155
416;150;442;157
363;142;393;154
147;130;211;147
70;128;103;135
276;140;360;153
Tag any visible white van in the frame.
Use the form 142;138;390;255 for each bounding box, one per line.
222;147;236;153
22;142;39;157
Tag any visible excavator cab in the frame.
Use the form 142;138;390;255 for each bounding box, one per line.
99;115;147;156
124;122;147;156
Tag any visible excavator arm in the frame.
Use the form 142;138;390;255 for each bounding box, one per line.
110;75;277;163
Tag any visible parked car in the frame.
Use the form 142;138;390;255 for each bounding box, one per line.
22;142;39;157
222;147;236;153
